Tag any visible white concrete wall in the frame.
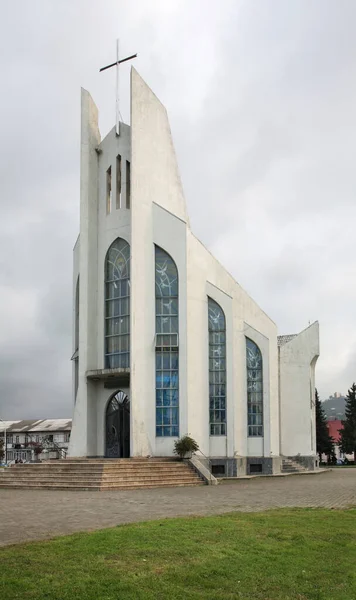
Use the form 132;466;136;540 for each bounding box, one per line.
72;237;80;404
93;124;131;457
96;124;131;372
130;68;189;225
69;91;132;457
152;203;187;456
130;68;190;457
185;232;279;459
279;322;319;457
69;89;101;457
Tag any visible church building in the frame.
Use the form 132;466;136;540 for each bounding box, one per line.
69;68;319;476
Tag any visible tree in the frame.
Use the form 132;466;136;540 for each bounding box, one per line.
315;389;334;462
339;383;356;463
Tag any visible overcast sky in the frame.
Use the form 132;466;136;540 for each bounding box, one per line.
0;0;355;419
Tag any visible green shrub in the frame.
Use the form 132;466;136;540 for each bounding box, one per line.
173;435;199;459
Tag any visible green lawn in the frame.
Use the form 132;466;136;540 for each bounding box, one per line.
1;509;356;600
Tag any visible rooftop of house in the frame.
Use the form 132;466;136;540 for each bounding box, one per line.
327;419;343;443
0;419;72;433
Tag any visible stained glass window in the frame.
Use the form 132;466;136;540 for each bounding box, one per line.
105;238;130;369
246;338;263;436
208;298;226;436
155;246;179;437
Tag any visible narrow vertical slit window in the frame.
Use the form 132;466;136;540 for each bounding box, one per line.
106;166;112;214
74;359;78;400
116;155;122;209
208;298;226;435
155;246;179;437
246;338;263;436
126;160;131;209
105;238;130;369
74;276;79;400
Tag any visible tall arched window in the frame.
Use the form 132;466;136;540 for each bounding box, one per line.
208;298;226;435
155;246;179;437
105;238;130;369
246;338;263;436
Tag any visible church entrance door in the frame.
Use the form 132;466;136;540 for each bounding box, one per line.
105;391;130;458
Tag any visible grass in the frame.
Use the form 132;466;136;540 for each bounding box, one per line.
1;508;356;600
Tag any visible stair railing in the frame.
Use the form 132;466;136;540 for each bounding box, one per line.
41;436;67;460
194;449;213;483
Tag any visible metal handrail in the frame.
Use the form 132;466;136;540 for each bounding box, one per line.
41;436;68;459
194;449;213;483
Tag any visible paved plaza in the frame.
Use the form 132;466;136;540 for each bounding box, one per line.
1;469;355;547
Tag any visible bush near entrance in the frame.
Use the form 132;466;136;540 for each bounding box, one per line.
173;435;199;459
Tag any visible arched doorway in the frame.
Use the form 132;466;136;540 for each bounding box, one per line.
105;391;130;458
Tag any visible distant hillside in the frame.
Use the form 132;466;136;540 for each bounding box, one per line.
322;396;346;420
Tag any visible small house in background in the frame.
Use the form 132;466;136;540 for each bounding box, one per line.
0;420;72;462
326;419;353;462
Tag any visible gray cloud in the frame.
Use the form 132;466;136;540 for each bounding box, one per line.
0;0;355;419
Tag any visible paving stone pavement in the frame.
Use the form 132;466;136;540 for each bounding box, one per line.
1;469;355;547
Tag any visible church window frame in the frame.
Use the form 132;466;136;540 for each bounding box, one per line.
106;166;112;214
246;337;263;437
155;246;179;437
116;155;122;209
104;238;130;369
126;160;131;209
208;298;227;436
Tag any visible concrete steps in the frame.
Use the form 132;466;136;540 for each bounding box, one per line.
4;466;190;473
0;474;199;484
0;458;205;491
281;458;306;474
0;480;202;491
7;464;188;468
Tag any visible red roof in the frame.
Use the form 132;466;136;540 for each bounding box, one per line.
327;419;343;443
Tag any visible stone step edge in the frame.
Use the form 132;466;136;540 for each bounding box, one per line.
6;463;197;469
0;476;201;483
55;456;183;463
44;458;186;466
11;463;188;469
6;467;191;477
6;473;194;479
0;481;204;490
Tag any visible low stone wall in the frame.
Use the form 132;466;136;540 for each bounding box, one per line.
287;455;318;470
188;456;218;485
246;457;273;475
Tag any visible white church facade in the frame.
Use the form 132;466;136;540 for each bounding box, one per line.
69;68;319;476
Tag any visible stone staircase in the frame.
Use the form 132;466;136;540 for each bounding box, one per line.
0;458;205;491
281;458;307;474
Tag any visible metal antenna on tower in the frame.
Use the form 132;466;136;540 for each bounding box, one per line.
99;41;137;136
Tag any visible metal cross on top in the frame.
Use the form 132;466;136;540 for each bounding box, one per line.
100;40;137;136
